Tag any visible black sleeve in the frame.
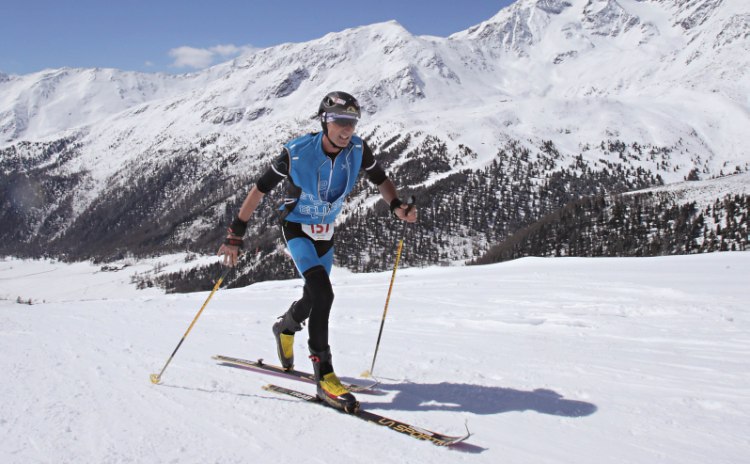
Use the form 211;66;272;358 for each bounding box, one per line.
256;148;290;193
361;140;388;186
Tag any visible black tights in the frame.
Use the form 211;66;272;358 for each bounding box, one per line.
290;265;334;353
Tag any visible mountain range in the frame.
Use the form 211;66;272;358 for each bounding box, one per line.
1;0;748;289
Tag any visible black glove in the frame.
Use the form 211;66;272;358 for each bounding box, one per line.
390;196;416;218
224;216;247;248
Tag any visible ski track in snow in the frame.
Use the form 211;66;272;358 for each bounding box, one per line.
1;252;749;463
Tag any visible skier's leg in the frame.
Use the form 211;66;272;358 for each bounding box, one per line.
301;265;334;352
272;233;321;369
274;226;333;369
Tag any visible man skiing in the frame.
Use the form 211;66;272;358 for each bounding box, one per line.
217;91;417;412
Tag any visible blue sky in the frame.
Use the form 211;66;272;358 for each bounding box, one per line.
1;1;514;75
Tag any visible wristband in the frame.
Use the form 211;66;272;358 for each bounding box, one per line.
228;216;248;237
389;198;403;217
224;236;244;248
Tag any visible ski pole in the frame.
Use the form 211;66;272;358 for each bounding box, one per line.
150;266;232;384
362;197;414;378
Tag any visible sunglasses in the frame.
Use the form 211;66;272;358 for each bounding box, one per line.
325;114;359;128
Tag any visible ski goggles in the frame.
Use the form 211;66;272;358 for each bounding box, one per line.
325;113;359;128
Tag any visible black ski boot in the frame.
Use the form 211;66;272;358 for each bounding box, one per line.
272;303;303;370
309;345;359;413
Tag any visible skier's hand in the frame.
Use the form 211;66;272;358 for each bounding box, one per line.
218;235;243;267
395;204;418;223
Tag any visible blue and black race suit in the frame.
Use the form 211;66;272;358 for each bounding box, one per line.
256;131;386;276
255;131;388;351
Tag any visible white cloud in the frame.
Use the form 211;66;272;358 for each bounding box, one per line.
209;44;242;56
168;44;258;69
169;46;214;69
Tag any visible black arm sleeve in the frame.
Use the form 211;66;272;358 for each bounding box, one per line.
361;140;388;186
256;148;290;193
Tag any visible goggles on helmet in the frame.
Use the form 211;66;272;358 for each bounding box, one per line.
324;113;359;128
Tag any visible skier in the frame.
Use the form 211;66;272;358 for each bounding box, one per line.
217;91;417;412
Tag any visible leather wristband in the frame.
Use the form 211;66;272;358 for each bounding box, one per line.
224;236;244;248
228;216;248;237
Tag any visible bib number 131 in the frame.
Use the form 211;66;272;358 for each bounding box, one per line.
302;223;335;241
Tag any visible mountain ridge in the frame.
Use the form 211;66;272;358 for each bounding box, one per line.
1;0;748;284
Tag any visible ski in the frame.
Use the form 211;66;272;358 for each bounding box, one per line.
212;354;380;393
262;383;471;447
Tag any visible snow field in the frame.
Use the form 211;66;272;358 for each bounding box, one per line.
1;252;748;463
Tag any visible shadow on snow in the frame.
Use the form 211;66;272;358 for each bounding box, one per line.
362;381;597;417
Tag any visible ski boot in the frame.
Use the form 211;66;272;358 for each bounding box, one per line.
309;345;359;413
272;303;303;370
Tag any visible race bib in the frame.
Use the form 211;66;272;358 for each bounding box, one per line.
301;223;335;241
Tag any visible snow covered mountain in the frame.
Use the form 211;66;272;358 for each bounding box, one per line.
1;0;748;274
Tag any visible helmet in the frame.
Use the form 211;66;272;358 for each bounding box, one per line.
318;91;361;135
318;91;361;119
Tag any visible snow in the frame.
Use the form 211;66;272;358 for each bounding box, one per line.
1;252;749;463
630;172;750;208
1;1;749;460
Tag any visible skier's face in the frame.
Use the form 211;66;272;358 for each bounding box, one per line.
326;118;356;147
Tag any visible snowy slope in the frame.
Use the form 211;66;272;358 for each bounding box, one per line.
630;171;750;208
1;252;748;463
